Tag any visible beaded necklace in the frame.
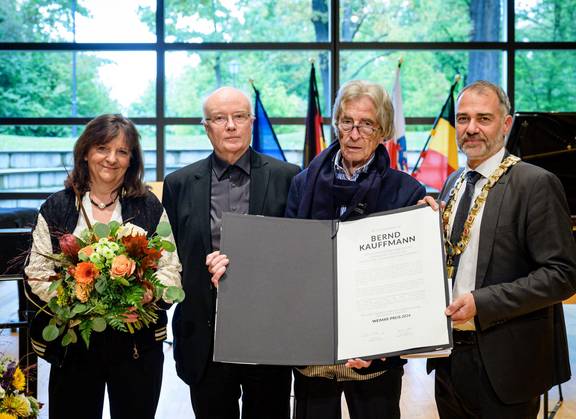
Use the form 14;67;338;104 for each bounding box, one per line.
443;155;520;279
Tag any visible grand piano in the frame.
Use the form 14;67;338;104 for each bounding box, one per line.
506;112;576;236
506;112;576;417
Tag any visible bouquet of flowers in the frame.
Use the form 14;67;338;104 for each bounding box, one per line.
38;220;184;348
0;355;41;418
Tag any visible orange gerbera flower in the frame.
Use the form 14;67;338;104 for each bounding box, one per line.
74;261;99;285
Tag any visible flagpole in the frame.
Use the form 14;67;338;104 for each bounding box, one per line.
410;74;461;176
249;78;257;95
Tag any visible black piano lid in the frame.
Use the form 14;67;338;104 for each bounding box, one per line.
506;112;576;215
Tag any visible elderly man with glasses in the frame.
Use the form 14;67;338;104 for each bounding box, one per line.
163;86;300;419
284;80;426;419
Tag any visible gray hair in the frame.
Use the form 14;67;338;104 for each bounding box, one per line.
457;80;511;116
332;80;395;140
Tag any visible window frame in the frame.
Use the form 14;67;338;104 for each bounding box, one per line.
0;0;575;200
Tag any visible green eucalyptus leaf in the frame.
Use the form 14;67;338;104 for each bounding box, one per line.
62;328;77;346
95;278;108;293
161;240;176;252
72;303;88;314
92;317;107;332
42;324;60;342
108;220;121;235
48;279;62;293
156;221;172;237
93;223;110;239
48;299;60;312
165;287;185;303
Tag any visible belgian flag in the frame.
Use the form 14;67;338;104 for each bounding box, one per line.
412;78;460;190
303;63;326;168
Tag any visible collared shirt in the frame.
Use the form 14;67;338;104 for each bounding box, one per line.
449;146;506;330
210;150;251;250
333;150;375;216
334;149;374;182
298;149;384;381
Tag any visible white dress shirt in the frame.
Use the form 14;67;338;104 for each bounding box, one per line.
448;147;506;330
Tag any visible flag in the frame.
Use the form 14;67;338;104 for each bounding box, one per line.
251;85;286;161
303;62;326;168
386;60;408;171
412;80;460;190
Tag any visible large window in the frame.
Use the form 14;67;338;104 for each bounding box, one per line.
1;0;575;205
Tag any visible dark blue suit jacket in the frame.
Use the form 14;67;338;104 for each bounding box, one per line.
286;163;426;219
285;148;426;375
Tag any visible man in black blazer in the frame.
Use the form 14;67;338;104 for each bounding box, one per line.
163;86;300;419
425;80;576;418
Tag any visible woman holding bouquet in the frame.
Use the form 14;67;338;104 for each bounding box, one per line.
25;114;182;419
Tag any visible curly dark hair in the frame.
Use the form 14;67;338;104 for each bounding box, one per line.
65;114;147;198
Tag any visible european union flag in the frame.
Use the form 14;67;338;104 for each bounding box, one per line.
252;86;286;161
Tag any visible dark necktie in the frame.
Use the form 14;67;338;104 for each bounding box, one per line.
450;170;482;278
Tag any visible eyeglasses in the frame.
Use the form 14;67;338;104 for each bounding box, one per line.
204;112;253;126
338;119;378;136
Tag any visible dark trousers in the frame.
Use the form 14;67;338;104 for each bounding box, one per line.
48;340;164;419
189;360;292;419
293;366;403;419
434;343;540;419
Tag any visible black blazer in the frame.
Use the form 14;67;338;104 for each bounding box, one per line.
430;159;576;403
163;149;300;385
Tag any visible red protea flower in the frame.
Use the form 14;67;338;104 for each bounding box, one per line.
59;234;81;259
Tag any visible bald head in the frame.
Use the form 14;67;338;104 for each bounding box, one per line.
202;87;252;119
202;86;255;164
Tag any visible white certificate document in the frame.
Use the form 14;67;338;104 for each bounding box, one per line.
336;205;450;360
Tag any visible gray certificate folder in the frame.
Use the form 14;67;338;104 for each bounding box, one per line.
214;209;451;365
214;213;338;365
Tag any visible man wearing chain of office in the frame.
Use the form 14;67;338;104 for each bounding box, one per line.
423;80;576;418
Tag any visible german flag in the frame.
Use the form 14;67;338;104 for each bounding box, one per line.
412;79;460;190
303;62;326;168
386;59;406;171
